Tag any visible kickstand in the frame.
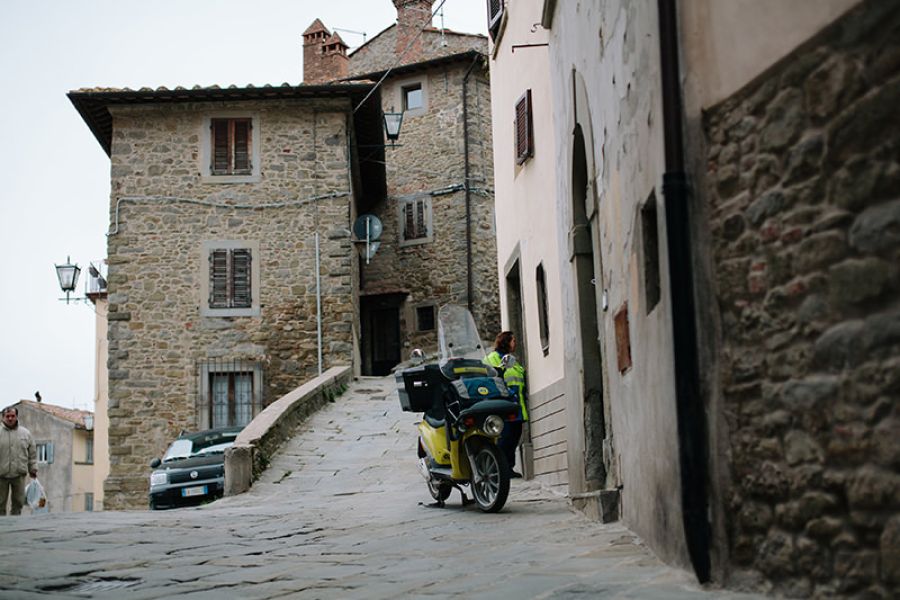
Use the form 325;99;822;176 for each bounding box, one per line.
419;500;445;509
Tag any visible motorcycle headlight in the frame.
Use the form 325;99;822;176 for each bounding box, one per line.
150;471;168;487
483;415;505;437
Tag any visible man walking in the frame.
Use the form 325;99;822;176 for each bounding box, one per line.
1;407;37;515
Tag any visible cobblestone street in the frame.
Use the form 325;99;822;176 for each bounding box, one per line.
0;377;763;599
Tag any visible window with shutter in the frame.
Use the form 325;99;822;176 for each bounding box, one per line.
210;118;252;176
487;0;504;40
515;89;534;165
402;198;430;242
208;248;253;309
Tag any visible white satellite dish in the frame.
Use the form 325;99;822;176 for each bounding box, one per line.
352;214;383;241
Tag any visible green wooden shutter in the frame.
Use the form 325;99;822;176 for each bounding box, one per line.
515;89;533;164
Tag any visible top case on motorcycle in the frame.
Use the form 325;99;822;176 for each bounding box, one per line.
451;376;512;406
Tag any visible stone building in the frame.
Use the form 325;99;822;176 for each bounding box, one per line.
489;0;898;595
306;0;499;374
69;84;385;509
68;0;497;509
12;400;97;513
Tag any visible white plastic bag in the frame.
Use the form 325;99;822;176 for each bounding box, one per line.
24;478;46;509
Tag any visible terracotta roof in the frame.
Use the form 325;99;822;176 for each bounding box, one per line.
16;400;92;428
303;18;330;36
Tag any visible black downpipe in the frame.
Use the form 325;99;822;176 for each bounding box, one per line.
657;0;711;583
462;56;480;313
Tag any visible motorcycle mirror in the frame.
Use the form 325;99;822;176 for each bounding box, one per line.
501;354;517;369
410;348;426;365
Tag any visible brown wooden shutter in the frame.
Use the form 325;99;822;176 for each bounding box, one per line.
233;119;251;174
487;0;503;40
404;202;415;240
231;249;252;308
415;199;426;238
211;120;229;174
209;249;229;307
515;89;533;165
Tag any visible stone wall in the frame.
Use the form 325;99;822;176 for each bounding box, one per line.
703;2;900;594
349;28;486;77
104;98;359;509
360;60;499;353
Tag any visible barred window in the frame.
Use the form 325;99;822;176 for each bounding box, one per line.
197;359;263;430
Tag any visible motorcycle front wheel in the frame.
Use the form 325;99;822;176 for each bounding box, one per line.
470;442;510;513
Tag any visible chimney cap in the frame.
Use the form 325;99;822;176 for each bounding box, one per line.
303;18;331;36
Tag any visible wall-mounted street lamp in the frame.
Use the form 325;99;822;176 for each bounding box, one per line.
55;256;82;304
383;110;404;147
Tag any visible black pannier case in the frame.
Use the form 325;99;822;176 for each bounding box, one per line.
396;363;443;412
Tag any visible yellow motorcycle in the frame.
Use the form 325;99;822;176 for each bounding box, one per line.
397;305;519;512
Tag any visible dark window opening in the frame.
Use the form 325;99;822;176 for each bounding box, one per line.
515;89;534;165
85;437;94;464
211;118;252;175
85;493;94;512
536;263;550;354
403;83;423;111
416;305;436;332
641;192;661;313
209;248;252;309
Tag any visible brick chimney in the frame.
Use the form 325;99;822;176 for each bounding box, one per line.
302;19;348;84
393;0;433;63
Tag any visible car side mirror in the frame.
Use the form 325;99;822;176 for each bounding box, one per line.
410;348;426;365
149;458;161;469
500;354;518;370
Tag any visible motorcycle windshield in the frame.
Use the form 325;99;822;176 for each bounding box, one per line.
438;304;493;378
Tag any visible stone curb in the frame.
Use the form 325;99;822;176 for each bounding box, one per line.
224;365;351;496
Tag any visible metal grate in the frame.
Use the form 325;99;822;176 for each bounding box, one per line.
196;359;263;429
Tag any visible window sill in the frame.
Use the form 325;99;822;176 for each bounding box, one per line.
200;174;261;184
200;306;260;318
399;237;432;248
74;461;94;466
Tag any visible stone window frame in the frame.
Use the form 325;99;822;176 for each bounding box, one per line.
199;112;261;184
398;196;433;247
200;240;261;317
395;76;428;118
197;360;264;430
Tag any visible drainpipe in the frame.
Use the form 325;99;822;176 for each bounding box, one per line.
657;0;711;583
462;54;480;313
315;232;323;376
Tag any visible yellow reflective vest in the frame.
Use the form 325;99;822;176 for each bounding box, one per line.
484;351;529;421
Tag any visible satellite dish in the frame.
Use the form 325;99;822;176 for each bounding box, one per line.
360;241;381;260
352;214;383;241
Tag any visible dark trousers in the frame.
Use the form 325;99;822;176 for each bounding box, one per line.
0;475;26;515
499;421;523;472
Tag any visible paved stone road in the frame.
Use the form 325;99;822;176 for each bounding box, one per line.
0;377;764;599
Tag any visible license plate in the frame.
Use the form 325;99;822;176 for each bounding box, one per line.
181;485;207;497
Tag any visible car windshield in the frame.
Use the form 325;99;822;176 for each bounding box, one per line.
162;434;237;462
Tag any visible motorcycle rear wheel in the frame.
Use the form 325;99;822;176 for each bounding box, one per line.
470;443;510;512
427;478;452;502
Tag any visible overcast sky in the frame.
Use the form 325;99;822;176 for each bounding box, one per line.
0;0;487;411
